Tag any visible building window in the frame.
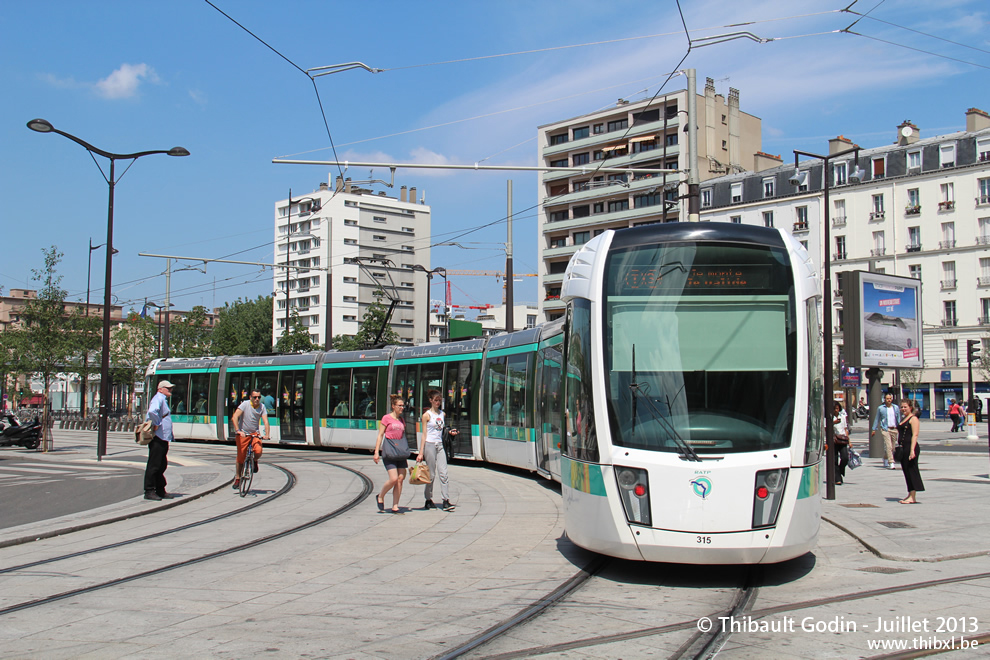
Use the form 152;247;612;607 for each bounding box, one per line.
763;178;775;198
730;215;741;224
833;162;847;185
663;133;677;147
593;123;603;134
593;150;604;161
573;231;590;245
908;226;921;251
730;182;742;203
942;261;956;290
941;222;956;249
572;205;590;218
549;133;568;146
945;338;958;363
403;227;414;233
800;240;808;250
572;126;589;140
872;194;885;216
979;178;990;205
835;235;847;260
944;301;957;326
909;264;921;280
373;235;386;241
607;199;629;213
833;199;846;224
634;140;657;153
872;231;885;255
701;189;712;208
795;206;809;229
607;118;628;132
940;182;955;208
979;217;990;244
343;276;357;283
607;173;627;183
343;315;357;322
344;219;357;226
549;237;567;249
550;158;567;168
373;215;387;223
978;137;990;162
593;202;604;213
549;210;569;222
907;150;921;170
763;211;774;227
939;143;956;168
907;188;920;211
572;153;590;166
872;157;885;179
634;193;662;209
722;140;728;150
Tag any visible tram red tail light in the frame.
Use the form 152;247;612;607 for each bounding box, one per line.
752;469;788;529
615;466;652;526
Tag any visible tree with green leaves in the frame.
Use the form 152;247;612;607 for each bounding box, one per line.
167;305;213;358
109;312;158;414
275;308;319;353
212;295;274;356
330;287;400;350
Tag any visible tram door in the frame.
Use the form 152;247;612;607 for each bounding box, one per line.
536;345;563;478
279;370;308;443
443;360;475;457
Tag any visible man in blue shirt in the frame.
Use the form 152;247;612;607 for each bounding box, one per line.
871;393;901;469
145;380;176;500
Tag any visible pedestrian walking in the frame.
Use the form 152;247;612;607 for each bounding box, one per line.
418;389;458;511
144;380;175;501
871;393;900;469
832;402;849;485
897;399;924;504
373;395;410;513
948;399;962;432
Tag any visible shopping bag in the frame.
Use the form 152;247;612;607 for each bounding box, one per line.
135;420;155;445
847;449;862;469
409;461;432;485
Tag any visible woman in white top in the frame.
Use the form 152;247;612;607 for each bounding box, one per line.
417;389;458;511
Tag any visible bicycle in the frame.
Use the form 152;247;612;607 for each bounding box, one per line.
237;431;261;497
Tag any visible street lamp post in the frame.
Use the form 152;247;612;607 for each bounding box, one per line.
82;238;112;416
27;118;188;461
792;145;861;501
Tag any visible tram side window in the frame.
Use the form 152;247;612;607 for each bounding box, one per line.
417;364;444;416
486;357;507;425
189;373;211;414
170;375;189;414
506;353;531;427
445;359;475;435
805;300;824;464
540;347;563;439
352;367;377;419
254;373;278;415
327;370;351;417
565;299;599;462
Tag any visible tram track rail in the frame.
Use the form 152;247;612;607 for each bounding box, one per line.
452;567;990;659
0;461;373;618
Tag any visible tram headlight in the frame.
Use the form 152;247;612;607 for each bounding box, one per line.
614;466;652;527
752;468;789;529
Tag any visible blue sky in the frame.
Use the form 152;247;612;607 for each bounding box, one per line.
2;0;988;317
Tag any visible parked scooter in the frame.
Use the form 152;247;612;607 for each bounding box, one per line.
0;413;42;450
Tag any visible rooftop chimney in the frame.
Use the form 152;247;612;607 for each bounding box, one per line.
400;185;408;202
966;107;990;133
335;175;344;192
829;135;856;155
318;181;329;191
896;120;920;146
409;187;417;204
344;177;352;194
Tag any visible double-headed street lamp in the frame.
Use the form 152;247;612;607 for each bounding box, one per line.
82;239;117;417
791;145;862;501
411;265;447;342
27;118;188;460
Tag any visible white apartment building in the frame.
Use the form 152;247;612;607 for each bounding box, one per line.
273;177;432;347
700;107;990;416
537;77;772;322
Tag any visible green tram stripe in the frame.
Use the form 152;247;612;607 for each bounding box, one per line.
797;463;821;499
484;425;536;442
156;367;218;374
394;352;482;365
486;342;538;359
560;456;607;496
172;415;215;424
227;364;316;372
322;418;380;430
323;360;389;369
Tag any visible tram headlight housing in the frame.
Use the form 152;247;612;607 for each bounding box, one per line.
752;468;789;529
615;466;652;526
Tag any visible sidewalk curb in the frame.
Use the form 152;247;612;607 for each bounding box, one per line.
822;515;990;563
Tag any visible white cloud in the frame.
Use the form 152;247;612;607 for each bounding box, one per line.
94;63;159;99
188;89;207;106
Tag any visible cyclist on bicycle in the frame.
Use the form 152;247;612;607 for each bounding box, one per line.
231;389;270;489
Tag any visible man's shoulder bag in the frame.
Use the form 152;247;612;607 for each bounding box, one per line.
135;420;155;445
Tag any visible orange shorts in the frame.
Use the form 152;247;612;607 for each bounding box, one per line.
236;432;264;464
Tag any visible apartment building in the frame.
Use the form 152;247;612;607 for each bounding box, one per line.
537;77;769;321
0;288;124;332
700;107;990;414
273;177;432;347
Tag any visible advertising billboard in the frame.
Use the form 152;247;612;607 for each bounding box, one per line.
843;271;923;369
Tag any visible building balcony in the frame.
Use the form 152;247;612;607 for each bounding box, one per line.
544;173;679;208
938;200;955;211
939;240;956;249
793;222;809;233
941;279;957;290
869;210;885;221
870;248;886;257
541;144;680;184
542;244;580;259
980;316;990;326
905;244;922;253
541;117;681;158
831;215;846;227
943;358;960;366
980;276;990;287
977;195;990;207
834;251;848;261
976;236;990;246
941;319;958;327
905;205;921;215
542;272;565;286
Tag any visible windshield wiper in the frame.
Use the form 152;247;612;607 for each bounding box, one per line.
628;380;702;462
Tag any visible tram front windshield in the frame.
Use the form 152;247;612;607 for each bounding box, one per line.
604;241;797;454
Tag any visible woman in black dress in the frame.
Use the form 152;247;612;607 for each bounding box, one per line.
897;400;923;504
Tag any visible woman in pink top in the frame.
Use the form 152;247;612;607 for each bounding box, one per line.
374;394;410;513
